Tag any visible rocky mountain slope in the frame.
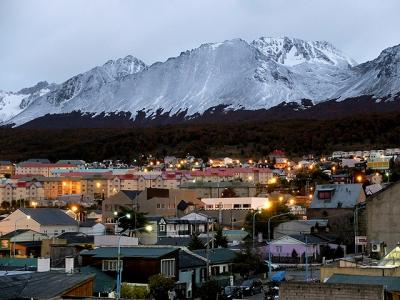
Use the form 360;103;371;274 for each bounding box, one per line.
1;37;400;127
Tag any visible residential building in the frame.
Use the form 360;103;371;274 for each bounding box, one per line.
102;190;141;224
266;234;339;263
191;167;273;185
15;162;78;177
80;246;180;283
179;181;257;198
273;219;329;239
0;229;48;257
202;197;269;210
0;161;15;177
307;184;366;245
0;208;78;237
0;271;94;299
366;181;400;251
0;180;44;203
193;248;236;276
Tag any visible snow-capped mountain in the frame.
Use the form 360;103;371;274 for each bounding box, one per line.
0;81;54;122
2;37;400;127
251;37;356;67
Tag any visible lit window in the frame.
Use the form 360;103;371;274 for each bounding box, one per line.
161;259;175;277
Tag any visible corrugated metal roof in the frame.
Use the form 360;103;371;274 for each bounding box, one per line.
327;274;400;292
193;248;236;264
0;271;94;299
310;184;364;209
81;246;178;258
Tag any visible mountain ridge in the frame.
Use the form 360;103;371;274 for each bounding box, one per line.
1;36;400;127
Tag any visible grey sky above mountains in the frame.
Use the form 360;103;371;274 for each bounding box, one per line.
1;0;399;91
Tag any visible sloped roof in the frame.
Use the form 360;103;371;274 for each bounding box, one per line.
0;229;45;240
120;190;141;200
80;266;115;293
193;248;236;264
0;271;94;299
57;232;94;245
81;246;178;258
18;208;77;226
310;184;364;209
179;250;206;269
327;274;400;292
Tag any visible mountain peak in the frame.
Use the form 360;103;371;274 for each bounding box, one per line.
252;36;356;67
102;55;147;80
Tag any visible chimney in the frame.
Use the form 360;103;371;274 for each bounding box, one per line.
65;256;74;273
37;257;50;272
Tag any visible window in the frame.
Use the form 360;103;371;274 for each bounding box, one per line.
102;260;122;271
233;204;241;209
157;203;161;208
242;204;250;208
318;191;332;200
161;259;175;277
160;224;166;231
275;246;282;253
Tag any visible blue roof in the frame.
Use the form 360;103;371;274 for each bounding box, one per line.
310;184;364;209
327;274;400;292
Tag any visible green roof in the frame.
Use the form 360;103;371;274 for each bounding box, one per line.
0;257;37;267
193;248;236;264
327;274;400;292
80;266;115;293
81;247;178;259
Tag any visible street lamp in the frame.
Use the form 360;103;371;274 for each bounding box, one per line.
252;209;261;250
14;215;31;257
114;213;152;300
115;212;131;300
267;212;291;279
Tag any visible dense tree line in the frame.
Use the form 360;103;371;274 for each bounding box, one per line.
1;112;400;162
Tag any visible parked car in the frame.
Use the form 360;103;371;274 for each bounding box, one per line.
223;286;243;299
264;260;281;271
265;285;279;300
240;278;263;296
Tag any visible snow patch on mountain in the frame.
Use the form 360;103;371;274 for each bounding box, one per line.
2;37;400;127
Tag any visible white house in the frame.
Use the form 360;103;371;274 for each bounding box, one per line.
0;208;78;237
201;197;269;210
79;219;106;236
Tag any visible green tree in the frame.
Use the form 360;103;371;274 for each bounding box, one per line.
232;241;263;277
214;226;228;248
115;207;148;234
188;234;205;250
195;279;221;300
148;274;175;300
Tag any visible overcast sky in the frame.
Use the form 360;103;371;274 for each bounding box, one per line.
1;0;399;91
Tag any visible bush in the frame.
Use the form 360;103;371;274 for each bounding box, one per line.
148;274;175;300
121;283;149;299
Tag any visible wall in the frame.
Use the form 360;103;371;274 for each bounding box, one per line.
280;282;384;300
366;182;400;251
